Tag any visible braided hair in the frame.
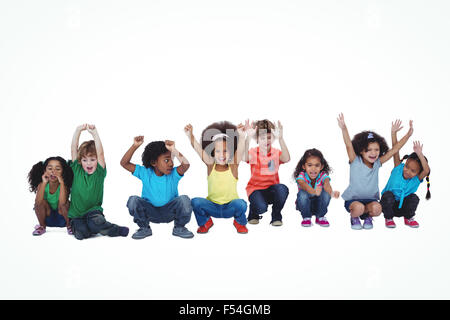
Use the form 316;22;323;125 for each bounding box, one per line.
28;157;74;193
401;152;431;200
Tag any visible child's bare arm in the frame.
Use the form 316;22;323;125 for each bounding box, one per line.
120;136;143;173
297;179;318;195
380;120;413;164
413;141;430;181
234;123;246;165
277;121;291;163
165;140;190;176
323;178;340;199
391;119;403;167
243;119;255;163
56;173;68;206
337;113;356;163
71;124;87;161
87;125;106;168
184;124;214;166
35;175;47;206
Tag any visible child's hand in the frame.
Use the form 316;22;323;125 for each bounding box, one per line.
237;123;246;137
331;190;340;199
165;140;176;152
55;171;64;184
407;120;414;136
184;124;193;137
133;136;144;147
275;121;284;139
413;141;423;156
41;173;49;184
391;119;403;134
315;186;322;196
77;124;88;131
244;119;256;139
87;124;97;134
337;113;346;129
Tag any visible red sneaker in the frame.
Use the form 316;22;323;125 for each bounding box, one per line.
385;219;396;228
404;217;419;228
233;220;248;234
197;218;214;233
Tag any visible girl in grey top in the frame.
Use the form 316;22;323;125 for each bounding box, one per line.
337;113;413;230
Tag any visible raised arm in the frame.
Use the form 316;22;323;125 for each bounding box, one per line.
71;124;87;161
120;136;144;173
337;113;356;163
165;140;190;176
184;124;214;166
87;125;105;168
391;119;403;167
234;123;246;165
380;120;413;164
413;141;430;181
243;119;255;163
276;121;291;163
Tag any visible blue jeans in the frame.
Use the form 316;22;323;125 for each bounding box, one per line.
296;189;331;218
126;195;192;228
191;197;248;227
70;210;123;240
248;184;289;223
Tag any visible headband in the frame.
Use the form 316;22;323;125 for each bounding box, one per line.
212;133;229;141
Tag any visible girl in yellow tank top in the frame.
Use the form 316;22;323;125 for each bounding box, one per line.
185;121;249;234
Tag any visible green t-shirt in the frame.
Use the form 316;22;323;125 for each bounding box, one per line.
68;160;106;218
44;183;60;211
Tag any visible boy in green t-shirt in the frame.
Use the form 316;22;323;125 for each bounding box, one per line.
69;124;129;240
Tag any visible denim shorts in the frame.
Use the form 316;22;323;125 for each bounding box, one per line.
45;209;67;227
344;199;379;213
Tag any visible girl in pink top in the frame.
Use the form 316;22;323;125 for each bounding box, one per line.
244;119;291;226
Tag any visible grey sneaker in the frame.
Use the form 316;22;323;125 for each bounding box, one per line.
271;220;283;227
248;219;260;225
132;227;152;239
173;226;194;239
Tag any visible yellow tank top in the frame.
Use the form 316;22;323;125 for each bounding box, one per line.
207;164;239;205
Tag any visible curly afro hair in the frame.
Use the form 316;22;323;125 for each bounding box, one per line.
352;131;389;157
293;148;332;180
28;156;74;193
200;121;238;158
141;141;169;169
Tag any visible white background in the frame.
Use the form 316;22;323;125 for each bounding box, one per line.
1;0;449;299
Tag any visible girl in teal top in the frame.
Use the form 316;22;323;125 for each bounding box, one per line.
380;120;431;228
28;156;73;236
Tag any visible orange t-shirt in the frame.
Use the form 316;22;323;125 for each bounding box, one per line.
246;147;283;197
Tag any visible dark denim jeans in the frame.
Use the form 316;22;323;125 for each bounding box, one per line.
296;189;331;218
248;184;289;223
126;195;192;228
70;210;123;240
380;191;420;219
191;197;247;227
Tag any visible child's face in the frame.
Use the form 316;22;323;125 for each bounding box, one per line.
152;151;174;176
257;132;274;152
360;142;380;164
302;156;324;180
45;160;63;182
81;154;98;175
403;159;421;180
214;140;230;165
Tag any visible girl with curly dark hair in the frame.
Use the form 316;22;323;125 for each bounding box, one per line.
337;113;413;230
28;156;73;235
185;121;249;234
380;119;431;229
293;149;340;227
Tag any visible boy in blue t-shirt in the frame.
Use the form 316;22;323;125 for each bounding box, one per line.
120;136;194;239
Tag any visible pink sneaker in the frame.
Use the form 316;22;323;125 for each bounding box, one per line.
315;217;330;227
301;218;312;227
385;219;396;228
32;225;46;236
404;217;419;228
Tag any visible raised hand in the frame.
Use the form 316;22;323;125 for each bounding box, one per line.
407;120;414;136
165;140;176;152
244;119;256;139
77;124;88;131
337;113;346;130
391;119;403;134
133;136;144;147
87;124;97;134
413;141;423;156
275;120;284;139
237;123;246;137
184;124;193;137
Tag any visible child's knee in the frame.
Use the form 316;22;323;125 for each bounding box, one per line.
296;190;310;206
369;202;382;216
233;199;248;214
126;196;142;211
350;202;365;217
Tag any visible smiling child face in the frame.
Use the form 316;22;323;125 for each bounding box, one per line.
403;158;421;180
81;153;98;175
214;140;230;165
45;160;63;182
360;142;380;165
302;156;324;180
152;151;174;176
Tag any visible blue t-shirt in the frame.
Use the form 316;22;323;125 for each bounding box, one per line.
381;163;422;208
342;156;382;201
133;164;183;207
